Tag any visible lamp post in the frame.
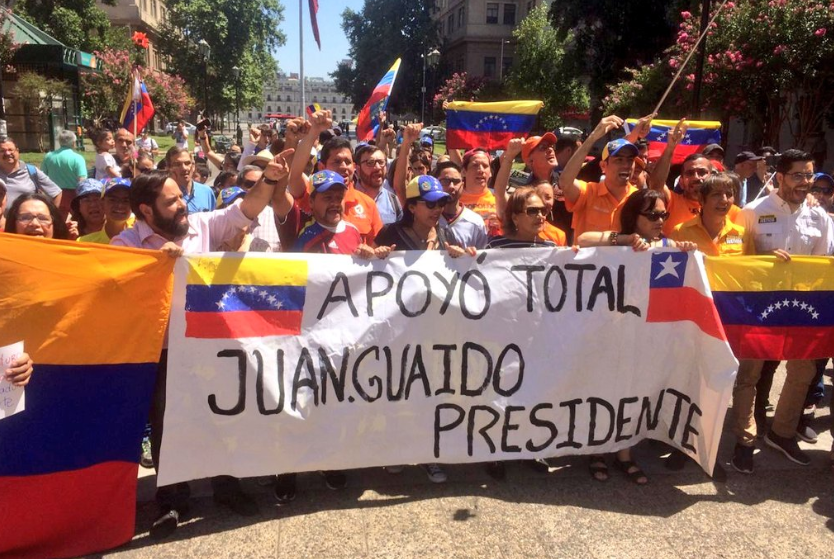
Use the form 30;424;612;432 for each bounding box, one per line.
421;48;441;124
232;65;241;141
498;39;510;81
197;39;211;120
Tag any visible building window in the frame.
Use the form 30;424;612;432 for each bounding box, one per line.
286;95;291;102
258;113;262;119
342;108;346;114
486;3;499;24
503;3;516;25
151;0;157;18
458;5;464;27
267;105;272;112
313;96;318;102
484;56;496;77
267;94;272;101
502;57;512;77
248;112;252;118
447;13;455;33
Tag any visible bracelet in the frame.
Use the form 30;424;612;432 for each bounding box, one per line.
262;177;280;185
609;231;619;246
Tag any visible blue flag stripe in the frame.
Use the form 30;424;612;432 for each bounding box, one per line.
446;111;537;133
713;291;832;326
184;284;306;313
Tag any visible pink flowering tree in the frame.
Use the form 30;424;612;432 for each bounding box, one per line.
432;72;488;116
602;0;834;148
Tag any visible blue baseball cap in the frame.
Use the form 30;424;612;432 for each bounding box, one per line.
420;136;434;146
220;186;246;207
76;178;104;198
602;138;639;161
309;170;346;193
813;173;834;187
102;177;131;196
405;175;450;203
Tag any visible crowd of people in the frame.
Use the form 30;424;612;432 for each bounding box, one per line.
3;107;834;540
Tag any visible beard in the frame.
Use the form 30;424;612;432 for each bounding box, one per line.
152;204;189;238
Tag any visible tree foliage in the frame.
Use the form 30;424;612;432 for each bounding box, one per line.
333;0;439;116
431;72;488;114
505;4;589;130
602;0;834;148
156;0;286;118
16;71;71;150
16;0;116;52
549;0;689;118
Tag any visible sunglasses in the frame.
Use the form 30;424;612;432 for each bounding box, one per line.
811;187;834;195
439;177;462;186
419;199;446;209
524;206;546;217
640;211;669;222
240;179;258;189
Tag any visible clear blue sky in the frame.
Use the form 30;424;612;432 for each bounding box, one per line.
273;0;364;78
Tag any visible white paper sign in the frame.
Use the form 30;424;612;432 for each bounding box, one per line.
159;249;738;486
0;341;25;420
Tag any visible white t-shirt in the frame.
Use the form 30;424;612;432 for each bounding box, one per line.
95;152;118;179
136;137;158;153
174;129;189;150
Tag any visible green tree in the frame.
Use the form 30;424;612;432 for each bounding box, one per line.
333;0;439;116
548;0;690;119
16;0;116;52
602;0;834;148
506;4;589;130
156;0;286;119
16;72;71;151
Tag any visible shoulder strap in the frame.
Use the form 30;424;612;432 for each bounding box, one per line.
27;164;42;192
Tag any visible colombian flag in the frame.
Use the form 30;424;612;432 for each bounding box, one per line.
0;235;173;559
624;118;721;164
706;256;834;359
356;58;401;142
184;256;308;338
445;100;544;151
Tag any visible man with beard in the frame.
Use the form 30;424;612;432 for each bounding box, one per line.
434;160;488;249
559;115;639;237
354;143;402;225
165;145;215;213
110;152;293;539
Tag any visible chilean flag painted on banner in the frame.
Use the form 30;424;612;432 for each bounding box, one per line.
445;100;544;151
120;70;155;135
356;59;401;142
624;119;721;164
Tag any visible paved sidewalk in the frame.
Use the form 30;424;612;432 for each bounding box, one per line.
84;368;834;559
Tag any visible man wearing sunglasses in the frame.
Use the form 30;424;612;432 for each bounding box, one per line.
731;149;834;471
237;164;281;251
433;160;488;249
810;173;834;217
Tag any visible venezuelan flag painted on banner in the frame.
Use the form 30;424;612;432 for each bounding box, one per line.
445;100;544;151
624;119;721;164
356;58;401;142
0;235;173;559
184;256;308;338
705;256;834;360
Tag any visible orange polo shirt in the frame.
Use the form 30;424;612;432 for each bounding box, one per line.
461;188;501;236
670;215;751;256
540;222;567;246
662;188;701;237
565;181;637;237
298;186;383;244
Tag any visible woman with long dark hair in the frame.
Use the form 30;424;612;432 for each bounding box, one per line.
6;192;70;239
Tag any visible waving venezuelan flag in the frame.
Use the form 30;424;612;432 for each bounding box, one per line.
625;118;721;164
705;256;834;360
0;235;173;559
445;100;544;151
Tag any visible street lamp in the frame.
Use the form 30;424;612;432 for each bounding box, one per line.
421;48;441;124
232;65;241;142
197;39;211;119
498;39;510;81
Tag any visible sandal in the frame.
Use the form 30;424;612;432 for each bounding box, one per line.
589;455;609;482
615;458;648;485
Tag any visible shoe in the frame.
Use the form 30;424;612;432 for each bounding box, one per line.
149;509;179;540
731;443;754;474
384;465;405;474
213;490;259;517
765;403;775;413
525;458;550;473
589;455;609;482
796;423;818;444
320;470;347;490
485;461;506;481
273;473;297;505
140;436;154;469
614;458;648;485
422;463;448;483
764;431;811;465
664;449;688;471
803;403;817;417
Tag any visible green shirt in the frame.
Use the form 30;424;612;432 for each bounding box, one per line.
42;147;87;190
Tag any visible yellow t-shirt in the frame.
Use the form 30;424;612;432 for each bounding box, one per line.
670;215;751;256
78;216;136;244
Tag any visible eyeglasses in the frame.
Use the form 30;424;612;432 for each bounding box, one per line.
439;177;462;186
419;199;445;209
811;187;834;195
240;179;258;189
640;211;669;222
361;159;386;168
18;213;53;225
786;172;815;182
683;169;711;178
524;206;547;217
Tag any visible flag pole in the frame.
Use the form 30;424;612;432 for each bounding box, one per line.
299;0;306;118
132;68;137;178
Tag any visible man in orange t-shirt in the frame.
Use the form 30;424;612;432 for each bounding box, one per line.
460;148;501;236
559;115;639;237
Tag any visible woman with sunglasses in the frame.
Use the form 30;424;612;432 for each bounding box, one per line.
576;189;697;252
6;192;70;240
486;187;558;249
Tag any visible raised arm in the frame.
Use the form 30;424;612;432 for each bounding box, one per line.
648;118;687;193
199;132;224;171
289;110;332;199
393;122;422;205
559;115;624;203
494;138;524;219
241;149;293;220
624;113;655;144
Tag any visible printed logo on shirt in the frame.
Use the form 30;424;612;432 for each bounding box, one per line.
724;236;743;245
758;215;777;224
353;204;365;216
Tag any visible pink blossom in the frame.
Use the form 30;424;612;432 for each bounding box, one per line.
681;11;692;19
773;44;787;55
815;28;827;36
726;1;735;7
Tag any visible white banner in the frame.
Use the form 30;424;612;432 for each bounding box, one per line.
159;248;738;486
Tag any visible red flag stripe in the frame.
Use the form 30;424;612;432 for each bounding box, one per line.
646;286;727;341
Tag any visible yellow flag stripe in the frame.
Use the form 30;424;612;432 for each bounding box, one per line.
446;100;544;115
186;255;308;286
626;118;721;129
705;256;834;292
